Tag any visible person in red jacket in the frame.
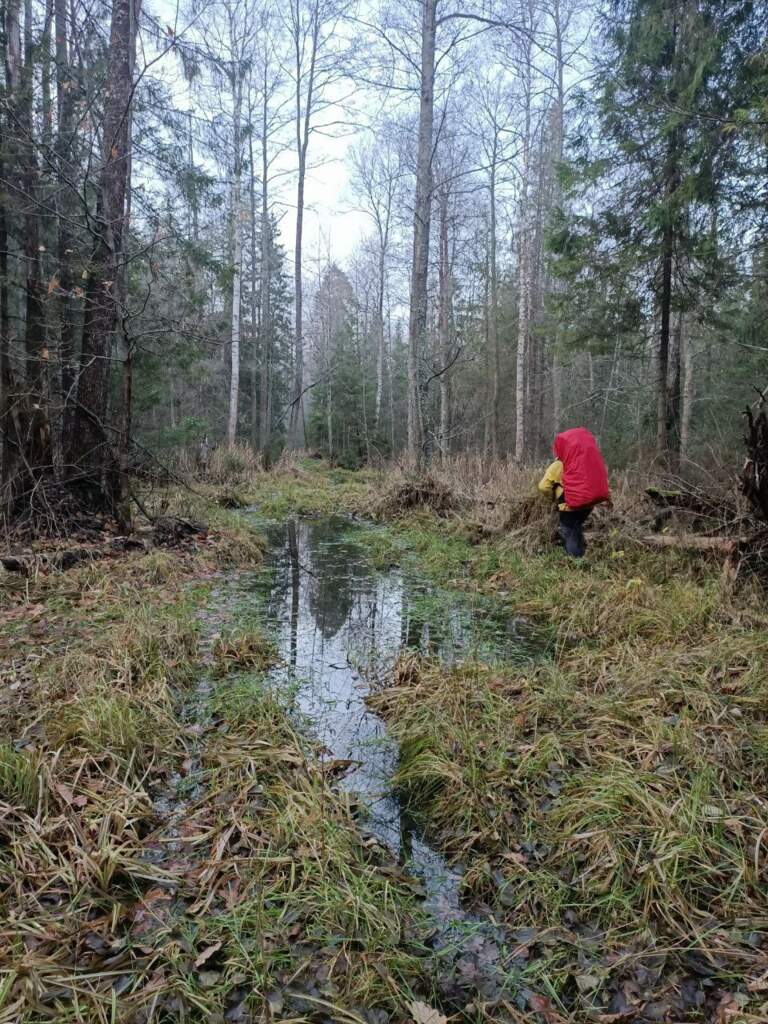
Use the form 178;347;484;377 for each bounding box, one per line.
538;428;610;557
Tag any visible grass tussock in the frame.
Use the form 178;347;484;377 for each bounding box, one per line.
0;742;44;813
212;625;279;675
373;471;458;518
205;440;264;486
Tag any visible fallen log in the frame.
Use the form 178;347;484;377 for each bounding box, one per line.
0;537;147;576
645;486;737;533
152;515;208;547
641;534;738;554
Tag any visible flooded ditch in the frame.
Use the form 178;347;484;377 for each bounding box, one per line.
244;514;545;1003
146;513;548;1009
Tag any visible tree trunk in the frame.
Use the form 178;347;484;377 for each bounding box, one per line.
407;0;436;466
54;0;78;455
437;185;452;460
488;150;500;457
288;2;319;450
550;0;565;437
67;0;141;508
667;311;682;471
21;0;50;471
515;213;531;461
258;71;272;456
657;220;673;457
515;80;532;462
657;10;680;461
1;0;22;490
290;144;306;448
0;155;11;488
227;68;243;447
680;319;693;464
374;246;385;435
248;123;258;449
5;0;51;482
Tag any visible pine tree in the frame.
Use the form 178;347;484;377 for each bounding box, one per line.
550;0;761;463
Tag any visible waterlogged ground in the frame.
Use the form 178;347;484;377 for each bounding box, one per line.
249;515;539;835
3;464;767;1022
240;514;547;1002
239;463;768;1023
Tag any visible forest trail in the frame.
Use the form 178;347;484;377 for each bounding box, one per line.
1;461;767;1023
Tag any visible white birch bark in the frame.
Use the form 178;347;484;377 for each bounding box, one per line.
227;66;243;447
407;0;437;466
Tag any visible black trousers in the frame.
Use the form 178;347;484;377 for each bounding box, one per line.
559;508;591;558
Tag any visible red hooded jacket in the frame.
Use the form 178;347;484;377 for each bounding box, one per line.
553;428;610;510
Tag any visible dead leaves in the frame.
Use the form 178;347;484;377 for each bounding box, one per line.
527;993;564;1023
408;1000;448;1024
53;782;88;808
194;941;222;968
748;968;768;993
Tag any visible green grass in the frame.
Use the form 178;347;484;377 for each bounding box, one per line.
0;743;43;813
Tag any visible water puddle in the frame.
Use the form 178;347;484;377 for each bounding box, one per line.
238;514;543;1001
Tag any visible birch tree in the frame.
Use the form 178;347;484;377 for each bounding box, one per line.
284;0;353;449
350;130;402;439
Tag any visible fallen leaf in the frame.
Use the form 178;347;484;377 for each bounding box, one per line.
575;973;600;993
267;989;284;1015
194;941;222;968
528;992;561;1023
715;992;741;1024
197;970;220;989
54;782;75;804
409;1000;447;1024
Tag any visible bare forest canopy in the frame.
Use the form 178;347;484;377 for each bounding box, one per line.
0;0;766;517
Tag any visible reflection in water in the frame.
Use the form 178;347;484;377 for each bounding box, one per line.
252;515;537;935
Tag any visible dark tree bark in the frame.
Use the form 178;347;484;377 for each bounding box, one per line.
54;0;78;451
66;0;141;508
22;0;50;470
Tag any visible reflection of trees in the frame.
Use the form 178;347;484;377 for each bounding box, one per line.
305;518;373;640
288;519;300;669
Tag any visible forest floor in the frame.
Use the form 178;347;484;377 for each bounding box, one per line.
1;457;766;1023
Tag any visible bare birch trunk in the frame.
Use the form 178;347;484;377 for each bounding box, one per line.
227;67;243;447
258;67;272;456
374;247;385;434
515;46;533;462
515;205;531;461
248;125;258;449
407;0;436;466
437;186;452;460
550;0;565;437
488;149;500;457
